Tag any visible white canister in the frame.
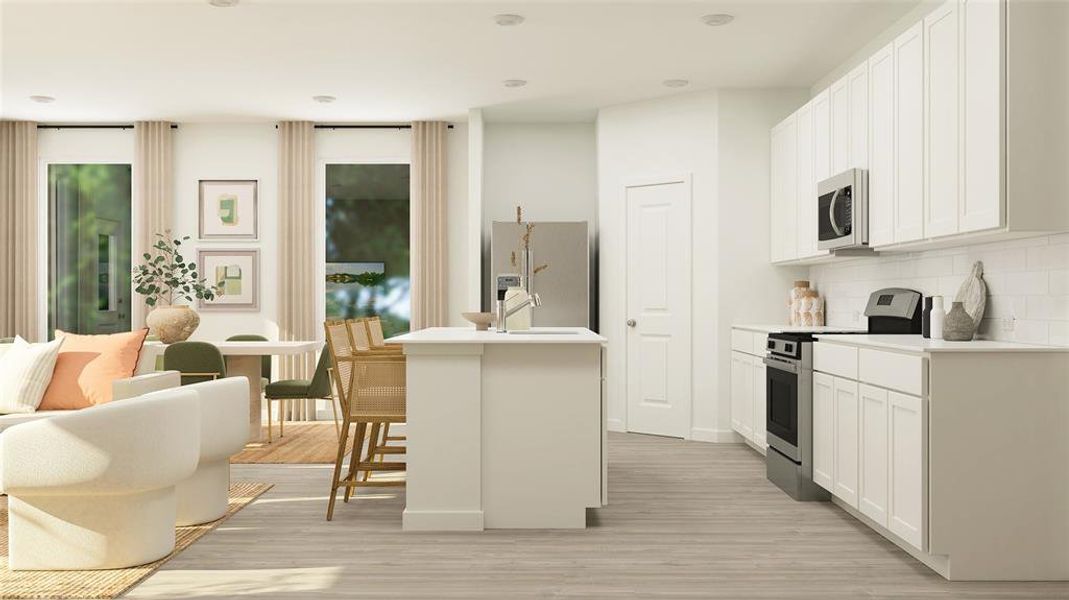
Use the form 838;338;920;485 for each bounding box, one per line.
930;296;946;341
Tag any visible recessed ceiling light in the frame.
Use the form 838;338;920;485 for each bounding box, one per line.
312;95;336;104
494;14;525;26
208;0;239;7
29;95;55;104
503;79;527;88
662;79;689;88
701;14;735;26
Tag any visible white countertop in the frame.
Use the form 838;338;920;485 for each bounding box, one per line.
389;326;607;345
734;324;867;334
814;334;1069;354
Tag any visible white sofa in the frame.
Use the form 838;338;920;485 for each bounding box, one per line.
0;388;201;570
151;377;249;526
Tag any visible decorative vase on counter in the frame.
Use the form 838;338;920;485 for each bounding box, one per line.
145;305;200;344
943;302;976;341
930;296;946;341
789;280;810;326
921;296;934;339
954;261;987;334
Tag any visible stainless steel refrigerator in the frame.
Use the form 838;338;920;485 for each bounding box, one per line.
488;221;594;329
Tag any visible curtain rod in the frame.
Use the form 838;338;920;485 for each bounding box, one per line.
301;124;455;130
37;124;179;130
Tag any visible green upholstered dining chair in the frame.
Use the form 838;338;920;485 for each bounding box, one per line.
226;334;271;389
263;350;336;443
164;341;226;385
0;337;14;344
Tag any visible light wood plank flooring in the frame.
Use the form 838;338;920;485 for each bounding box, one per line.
124;433;1069;599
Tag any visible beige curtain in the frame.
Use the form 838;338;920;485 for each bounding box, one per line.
0;121;40;341
134;121;174;326
410;121;448;330
277;121;317;420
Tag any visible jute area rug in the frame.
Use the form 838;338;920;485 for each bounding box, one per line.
0;482;272;599
232;422;350;464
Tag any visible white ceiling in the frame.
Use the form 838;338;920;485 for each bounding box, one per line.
0;0;920;123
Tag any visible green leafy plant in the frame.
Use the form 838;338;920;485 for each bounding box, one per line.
133;232;220;307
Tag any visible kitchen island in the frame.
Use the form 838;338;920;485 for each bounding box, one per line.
389;327;607;531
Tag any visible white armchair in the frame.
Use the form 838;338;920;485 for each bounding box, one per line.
0;388;201;570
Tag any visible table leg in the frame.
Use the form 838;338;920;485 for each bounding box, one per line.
226;355;263;443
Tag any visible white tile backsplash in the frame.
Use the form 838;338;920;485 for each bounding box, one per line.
808;234;1069;345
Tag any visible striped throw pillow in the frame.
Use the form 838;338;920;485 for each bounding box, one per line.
0;336;64;414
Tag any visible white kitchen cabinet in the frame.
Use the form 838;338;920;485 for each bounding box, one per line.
868;42;896;247
888;390;926;551
832;376;860;507
924;0;961;239
960;0;1001;233
812;371;835;491
770;117;798;263
730;351;754;442
830;75;851;175
812;90;831;184
858;384;890;527
848;62;869;170
753;360;767;449
795;101;819;259
894;21;925;244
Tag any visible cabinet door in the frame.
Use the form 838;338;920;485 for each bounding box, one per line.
830;75;851;175
924;0;961;238
812;372;835;491
770;117;798;263
858;384;889;527
848;62;869;170
889;391;926;551
795;101;818;259
833;376;860;508
730;352;754;441
813;90;832;184
753;359;767;450
894;22;925;243
961;0;1002;233
868;42;896;247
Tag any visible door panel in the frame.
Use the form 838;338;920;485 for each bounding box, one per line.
626;178;692;438
925;0;961;238
833;376;860;508
812;372;835;491
869;43;896;247
889;391;926;550
849;63;869;170
961;0;1002;233
796;102;819;259
859;384;890;527
830;76;851;175
731;352;753;441
895;22;925;243
770;117;798;262
753;359;767;450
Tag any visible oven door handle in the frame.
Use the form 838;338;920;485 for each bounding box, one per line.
763;356;800;374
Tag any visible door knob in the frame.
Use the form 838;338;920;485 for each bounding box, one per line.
626;319;636;327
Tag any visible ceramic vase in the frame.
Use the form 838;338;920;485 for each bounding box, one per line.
943;301;975;342
146;305;200;344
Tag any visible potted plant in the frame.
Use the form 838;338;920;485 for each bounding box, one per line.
133;232;220;343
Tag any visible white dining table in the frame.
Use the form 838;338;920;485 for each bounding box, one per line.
141;340;321;442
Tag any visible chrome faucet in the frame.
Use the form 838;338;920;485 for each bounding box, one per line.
497;293;542;333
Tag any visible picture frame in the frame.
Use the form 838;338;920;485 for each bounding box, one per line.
198;179;258;240
197;249;260;311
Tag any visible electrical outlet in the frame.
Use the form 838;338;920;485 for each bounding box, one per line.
1000;317;1016;333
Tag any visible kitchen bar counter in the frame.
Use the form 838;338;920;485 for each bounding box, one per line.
390;327;606;531
814;333;1068;354
734;324;867;334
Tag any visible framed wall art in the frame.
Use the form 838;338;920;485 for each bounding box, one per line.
197;249;260;311
198;179;258;240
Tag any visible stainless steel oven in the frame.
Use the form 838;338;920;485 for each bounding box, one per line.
764;333;829;501
817;168;868;251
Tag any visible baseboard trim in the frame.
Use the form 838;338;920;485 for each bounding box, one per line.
402;509;484;531
689;427;742;443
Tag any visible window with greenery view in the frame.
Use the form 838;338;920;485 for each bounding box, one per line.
324;164;411;337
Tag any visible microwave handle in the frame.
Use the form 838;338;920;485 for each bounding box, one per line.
828;188;844;237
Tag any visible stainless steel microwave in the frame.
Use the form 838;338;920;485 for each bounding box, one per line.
817;169;868;251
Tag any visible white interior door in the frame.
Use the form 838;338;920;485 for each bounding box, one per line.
625;176;692;438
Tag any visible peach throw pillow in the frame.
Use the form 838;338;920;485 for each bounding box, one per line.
39;329;149;409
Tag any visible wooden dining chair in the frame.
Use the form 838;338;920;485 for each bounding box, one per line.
324;320;407;521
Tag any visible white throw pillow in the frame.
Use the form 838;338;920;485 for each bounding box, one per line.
0;336;64;414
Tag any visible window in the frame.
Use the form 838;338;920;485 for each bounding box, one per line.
324;164;410;337
48;164;132;336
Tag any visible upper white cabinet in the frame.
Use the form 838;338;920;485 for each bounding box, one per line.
769;0;1069;265
770;117;798;263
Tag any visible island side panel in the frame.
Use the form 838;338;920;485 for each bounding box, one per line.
481;343;602;528
928;352;1069;580
402;343;485;531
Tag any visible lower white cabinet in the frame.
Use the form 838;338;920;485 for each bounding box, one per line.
729;328;769;451
859;384;890;526
888;390;925;550
832;377;860;507
753;360;767;449
812;372;835;490
730;351;754;442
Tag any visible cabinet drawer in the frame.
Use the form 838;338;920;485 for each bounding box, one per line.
859;349;926;396
814;342;858;379
752;333;770;356
731;329;755;354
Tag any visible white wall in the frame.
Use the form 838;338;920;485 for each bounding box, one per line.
716;90;809;435
810;234;1069;346
481;122;597;311
597;90;719;437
